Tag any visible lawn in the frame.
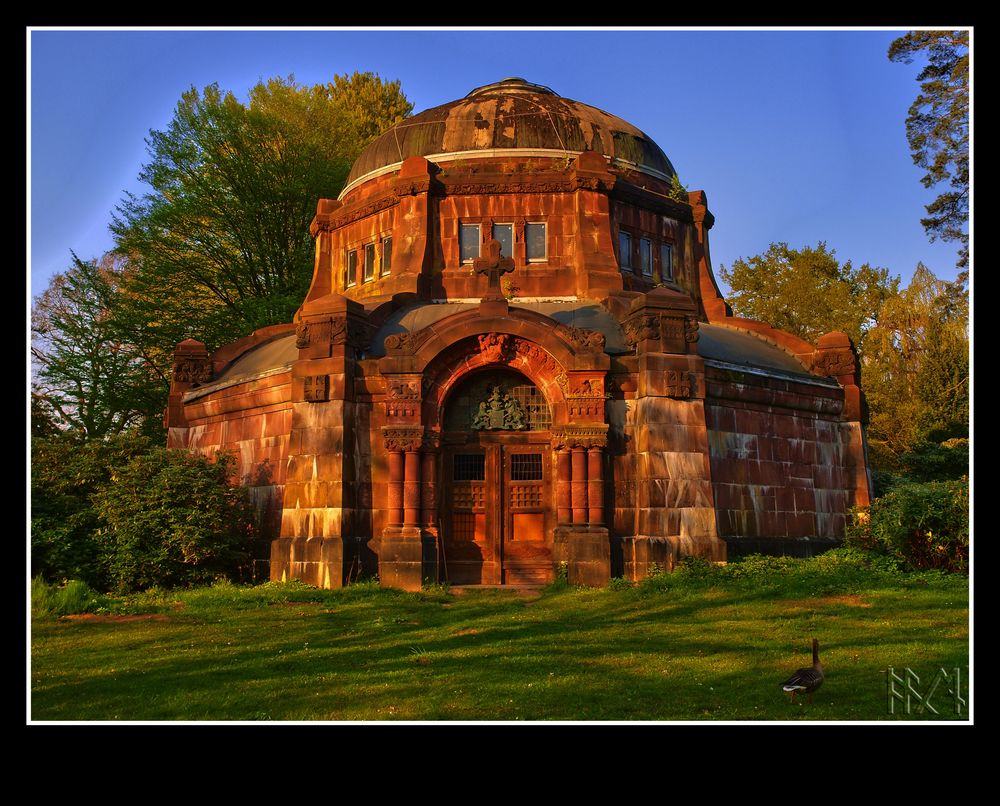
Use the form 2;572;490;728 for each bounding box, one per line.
30;554;970;721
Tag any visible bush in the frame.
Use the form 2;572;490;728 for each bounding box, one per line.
31;432;152;588
32;577;104;618
94;449;258;592
846;478;968;573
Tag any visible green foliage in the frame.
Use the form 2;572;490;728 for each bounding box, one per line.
718;242;897;347
668;173;689;202
31;253;167;438
606;576;635;591
32;577;105;618
31;432;153;588
94;449;258;592
110;73;411;369
862;265;968;470
889;31;969;268
846;478;968;573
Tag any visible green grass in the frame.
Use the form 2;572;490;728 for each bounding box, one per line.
30;555;969;721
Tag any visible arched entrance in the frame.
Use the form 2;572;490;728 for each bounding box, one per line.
440;369;555;585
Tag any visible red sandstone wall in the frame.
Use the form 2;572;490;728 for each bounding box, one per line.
169;371;293;556
704;366;858;551
611;199;695;295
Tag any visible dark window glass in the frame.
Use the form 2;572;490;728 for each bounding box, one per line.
660;243;673;281
640;238;652;276
492;223;513;258
511;454;543;481
346;250;357;287
364;243;375;282
619;231;632;270
526;223;546;261
460;224;480;262
453;454;486;481
382;237;392;276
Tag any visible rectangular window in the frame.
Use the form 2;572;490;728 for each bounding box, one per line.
619;231;632;271
492;223;513;258
364;243;375;282
460;224;481;263
346;250;357;288
660;243;673;281
511;453;543;481
640;238;653;277
525;223;546;261
453;454;486;481
382;237;392;276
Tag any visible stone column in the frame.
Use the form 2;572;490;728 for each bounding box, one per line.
388;450;405;527
556;448;572;525
571;446;588;525
588;446;604;526
420;442;438;528
404;449;422;527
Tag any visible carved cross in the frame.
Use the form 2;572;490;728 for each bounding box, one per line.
473;239;515;300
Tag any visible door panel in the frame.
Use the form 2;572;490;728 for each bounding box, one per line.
502;448;553;584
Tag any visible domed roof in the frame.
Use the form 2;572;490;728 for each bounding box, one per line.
342;77;676;194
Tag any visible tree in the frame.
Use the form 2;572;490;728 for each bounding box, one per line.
889;31;969;268
31;252;166;439
861;264;968;470
718;242;898;348
110;74;412;364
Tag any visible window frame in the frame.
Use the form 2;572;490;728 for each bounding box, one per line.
491;222;514;259
345;249;358;289
659;242;674;282
381;236;392;277
618;230;633;272
363;242;376;283
525;222;547;262
460;223;482;264
640;237;653;277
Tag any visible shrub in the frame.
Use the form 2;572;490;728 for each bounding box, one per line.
846;477;968;573
94;449;258;592
32;577;104;618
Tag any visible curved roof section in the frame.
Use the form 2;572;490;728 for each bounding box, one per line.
344;77;676;190
698;324;816;378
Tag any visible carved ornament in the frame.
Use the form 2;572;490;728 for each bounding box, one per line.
471;385;528;431
665;370;694;399
322;194;399;231
387;379;421;400
551;425;609;450
478;332;516;364
173;359;212;385
555;325;606;353
811;350;856;378
623;314;661;347
383;427;424;452
303;375;330;402
684;316;700;343
384;327;434;354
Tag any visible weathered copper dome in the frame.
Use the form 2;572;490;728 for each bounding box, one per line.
342;77;676;195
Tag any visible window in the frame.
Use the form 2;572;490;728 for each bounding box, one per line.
460;224;480;263
453;454;486;481
382;237;392;276
660;243;673;281
619;231;632;271
525;223;546;261
640;238;653;277
363;243;375;282
492;223;513;258
345;250;357;288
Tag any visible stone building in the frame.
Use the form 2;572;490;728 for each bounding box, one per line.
166;78;870;590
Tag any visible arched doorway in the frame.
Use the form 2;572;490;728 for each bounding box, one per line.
440;368;555;585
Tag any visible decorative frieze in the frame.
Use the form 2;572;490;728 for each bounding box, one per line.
382;426;424;453
173;359;212;385
551;424;610;450
383;327;434;354
555;325;606;353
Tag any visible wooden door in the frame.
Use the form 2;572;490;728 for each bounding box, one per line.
500;446;553;584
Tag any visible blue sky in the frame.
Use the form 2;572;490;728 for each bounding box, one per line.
28;28;968;296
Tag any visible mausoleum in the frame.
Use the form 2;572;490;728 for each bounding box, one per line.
166;78;871;590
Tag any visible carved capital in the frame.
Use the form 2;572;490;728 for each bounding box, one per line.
173;358;212;385
565;377;606;399
387;378;421;400
383;426;424;453
423;430;442;452
551;424;610;450
811;349;856;379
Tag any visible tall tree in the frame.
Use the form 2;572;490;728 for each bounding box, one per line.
31;253;166;439
111;73;411;362
718;242;898;348
889;30;969;268
861;264;968;469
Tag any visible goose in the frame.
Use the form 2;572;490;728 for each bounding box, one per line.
782;638;824;703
